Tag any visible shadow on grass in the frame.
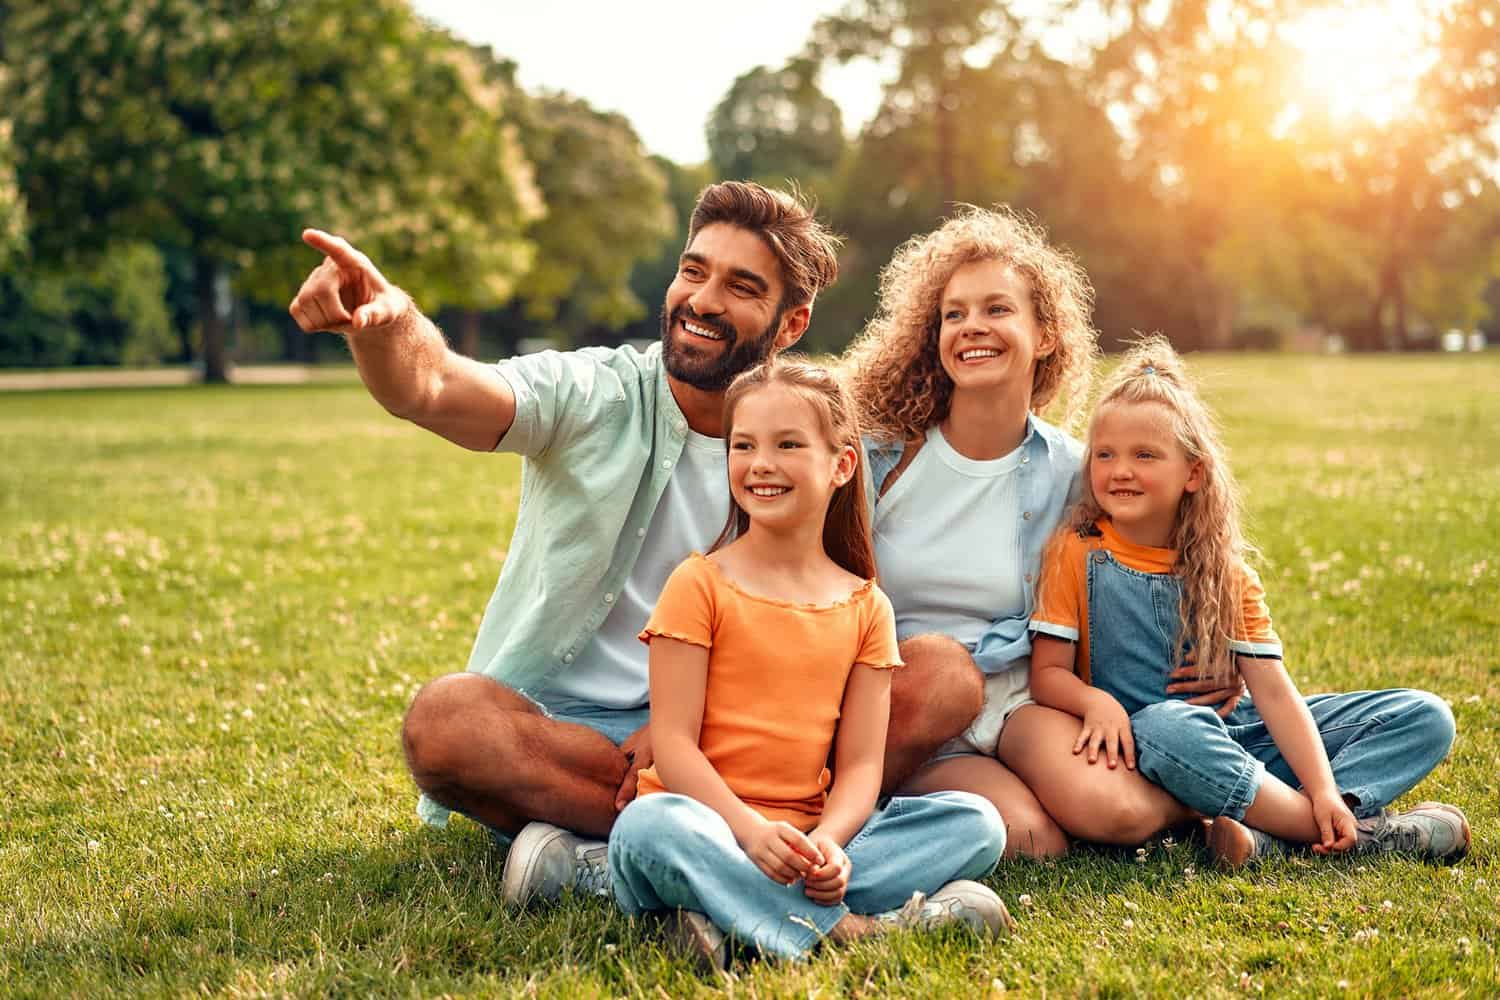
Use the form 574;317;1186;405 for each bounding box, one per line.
8;818;1485;995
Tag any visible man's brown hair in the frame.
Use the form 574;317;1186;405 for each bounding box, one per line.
687;181;843;308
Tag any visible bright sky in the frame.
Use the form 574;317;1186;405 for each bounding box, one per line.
411;1;891;165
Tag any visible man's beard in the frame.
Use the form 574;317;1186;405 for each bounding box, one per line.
659;300;785;392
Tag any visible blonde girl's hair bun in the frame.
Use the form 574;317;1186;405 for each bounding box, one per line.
1107;334;1190;395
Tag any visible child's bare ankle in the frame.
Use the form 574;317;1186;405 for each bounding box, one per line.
829;913;883;943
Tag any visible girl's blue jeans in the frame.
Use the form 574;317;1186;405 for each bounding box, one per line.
1130;688;1456;821
609;790;1006;961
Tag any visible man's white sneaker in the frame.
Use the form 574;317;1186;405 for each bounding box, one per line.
500;821;610;905
878;880;1016;937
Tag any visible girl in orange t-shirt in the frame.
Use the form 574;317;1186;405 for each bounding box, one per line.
608;357;1009;965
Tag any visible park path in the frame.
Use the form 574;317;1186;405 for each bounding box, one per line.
0;365;357;391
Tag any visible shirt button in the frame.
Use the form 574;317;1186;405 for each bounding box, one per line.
1021;455;1030;464
1025;573;1033;583
1022;511;1033;520
637;527;647;537
1092;552;1107;564
563;653;574;664
675;420;686;433
662;459;673;470
604;593;615;604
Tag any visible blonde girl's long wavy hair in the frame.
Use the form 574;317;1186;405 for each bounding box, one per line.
843;205;1100;443
1061;336;1256;684
709;356;877;580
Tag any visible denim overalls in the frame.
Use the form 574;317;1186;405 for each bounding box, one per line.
1086;547;1456;820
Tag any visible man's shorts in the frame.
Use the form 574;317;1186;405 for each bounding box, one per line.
932;664;1033;761
452;692;649;847
534;695;650;748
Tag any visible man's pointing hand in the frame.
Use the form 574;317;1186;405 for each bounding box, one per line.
289;229;411;335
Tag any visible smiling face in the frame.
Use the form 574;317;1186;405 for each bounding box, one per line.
660;223;808;392
936;258;1051;398
727;384;855;537
1087;401;1204;548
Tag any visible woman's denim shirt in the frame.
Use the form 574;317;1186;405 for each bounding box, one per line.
863;415;1083;674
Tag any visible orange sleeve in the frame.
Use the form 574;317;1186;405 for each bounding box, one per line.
1229;562;1283;658
1030;530;1086;643
854;586;904;670
638;556;716;649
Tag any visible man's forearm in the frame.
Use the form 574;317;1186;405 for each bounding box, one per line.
346;301;451;421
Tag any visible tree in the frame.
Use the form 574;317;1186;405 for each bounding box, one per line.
506;90;674;349
0;68;23;271
5;0;539;381
0;243;175;367
707;58;845;186
1063;0;1500;348
812;0;1017;207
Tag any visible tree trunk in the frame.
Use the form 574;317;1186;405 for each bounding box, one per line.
194;254;231;383
936;81;957;208
1392;271;1409;349
458;309;482;358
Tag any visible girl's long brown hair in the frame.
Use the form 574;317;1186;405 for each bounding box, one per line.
1058;336;1255;684
709;356;877;580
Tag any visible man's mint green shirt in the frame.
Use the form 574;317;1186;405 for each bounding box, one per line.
420;341;692;828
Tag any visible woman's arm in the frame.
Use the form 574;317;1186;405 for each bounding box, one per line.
648;636;821;882
812;664;892;846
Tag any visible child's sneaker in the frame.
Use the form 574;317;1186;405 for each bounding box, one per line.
500;821;610;905
1354;802;1470;863
1207;816;1289;868
665;910;727;973
879;880;1016;937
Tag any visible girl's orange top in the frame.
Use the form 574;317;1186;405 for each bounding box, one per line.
635;553;903;831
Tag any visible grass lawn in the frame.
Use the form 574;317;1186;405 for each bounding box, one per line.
3;353;1498;997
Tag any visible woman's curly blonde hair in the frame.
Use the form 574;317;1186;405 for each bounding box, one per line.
843;206;1099;442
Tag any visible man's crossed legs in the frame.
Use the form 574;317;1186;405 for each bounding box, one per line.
401;636;988;903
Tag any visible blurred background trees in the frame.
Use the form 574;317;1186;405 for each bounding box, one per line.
1;0;1497;377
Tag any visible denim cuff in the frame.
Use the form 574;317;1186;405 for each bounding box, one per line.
775;902;849;961
1222;757;1267;821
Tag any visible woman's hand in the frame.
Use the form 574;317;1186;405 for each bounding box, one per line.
1074;690;1135;769
1309;789;1359;854
1166;662;1246;718
738;819;822;885
803;832;851;905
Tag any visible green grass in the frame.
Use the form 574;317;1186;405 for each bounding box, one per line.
3;354;1498;997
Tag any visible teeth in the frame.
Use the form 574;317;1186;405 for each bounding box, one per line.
684;321;725;341
959;348;1001;361
748;486;789;496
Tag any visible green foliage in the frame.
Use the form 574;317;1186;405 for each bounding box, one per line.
508;91;673;338
707;59;845;186
0;99;23;270
4;0;540;376
0;243;174;367
3;356;1498;994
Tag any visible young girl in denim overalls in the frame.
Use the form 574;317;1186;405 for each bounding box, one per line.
1027;337;1468;866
